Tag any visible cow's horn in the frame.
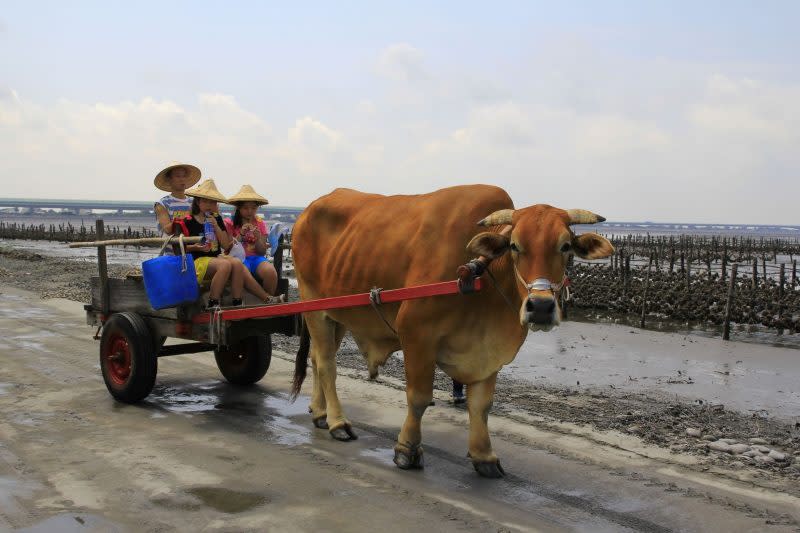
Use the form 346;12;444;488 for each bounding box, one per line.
567;209;606;225
477;209;514;227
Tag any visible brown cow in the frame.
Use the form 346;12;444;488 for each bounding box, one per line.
291;185;613;477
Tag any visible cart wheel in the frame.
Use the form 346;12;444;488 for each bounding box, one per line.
214;335;271;385
100;312;158;403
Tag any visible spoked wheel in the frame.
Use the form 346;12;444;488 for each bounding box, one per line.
214;335;271;385
100;312;158;403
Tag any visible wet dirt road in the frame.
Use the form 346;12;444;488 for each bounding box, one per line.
0;285;798;532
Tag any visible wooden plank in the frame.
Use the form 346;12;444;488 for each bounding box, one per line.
96;220;109;314
91;277;181;319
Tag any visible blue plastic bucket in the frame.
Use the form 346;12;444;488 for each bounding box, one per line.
142;253;199;310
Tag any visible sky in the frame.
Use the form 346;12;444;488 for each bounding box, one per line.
1;1;798;224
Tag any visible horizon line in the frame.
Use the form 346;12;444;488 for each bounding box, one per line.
0;197;798;228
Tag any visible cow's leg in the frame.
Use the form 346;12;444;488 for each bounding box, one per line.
466;371;505;478
306;313;355;441
309;321;347;431
393;344;436;470
309;359;327;429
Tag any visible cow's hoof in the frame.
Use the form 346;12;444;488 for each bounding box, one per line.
329;424;358;441
393;444;424;470
312;416;329;430
473;460;505;478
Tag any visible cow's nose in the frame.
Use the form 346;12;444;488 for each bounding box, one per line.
526;297;555;320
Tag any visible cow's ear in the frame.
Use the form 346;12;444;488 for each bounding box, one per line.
466;232;510;259
572;232;614;260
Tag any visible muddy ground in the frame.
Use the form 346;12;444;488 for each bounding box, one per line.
1;246;799;496
2;287;800;531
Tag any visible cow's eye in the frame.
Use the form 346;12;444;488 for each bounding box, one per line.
510;242;520;253
560;242;571;253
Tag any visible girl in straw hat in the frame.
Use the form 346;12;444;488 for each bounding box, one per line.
224;184;279;296
177;179;274;309
153;163;202;237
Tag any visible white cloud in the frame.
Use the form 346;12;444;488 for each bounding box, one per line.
356;100;377;115
689;75;796;141
2;58;799;224
287;116;340;151
375;43;428;82
451;102;533;148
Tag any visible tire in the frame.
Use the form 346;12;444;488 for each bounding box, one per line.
214;335;272;385
99;312;158;403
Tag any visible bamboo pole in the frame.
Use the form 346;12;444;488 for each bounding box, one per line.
640;255;653;328
69;236;202;248
722;264;738;341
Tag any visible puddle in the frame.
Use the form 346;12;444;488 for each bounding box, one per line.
0;382;10;396
0;475;33;509
264;392;310;417
11;415;41;427
12;331;56;341
212;400;258;416
358;446;397;467
17;513;122;532
0;306;48;319
261;393;312;446
148;386;219;413
17;341;49;352
186;486;269;513
146;384;313;444
508;321;800;420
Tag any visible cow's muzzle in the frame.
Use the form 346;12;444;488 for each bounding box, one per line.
513;270;567;332
522;295;560;331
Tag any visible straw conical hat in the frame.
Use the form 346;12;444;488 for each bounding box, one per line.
227;184;269;206
185;179;228;203
154;162;201;192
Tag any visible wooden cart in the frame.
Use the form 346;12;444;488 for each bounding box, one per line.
84;221;298;403
82;220;482;404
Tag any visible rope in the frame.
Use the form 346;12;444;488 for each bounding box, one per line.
486;269;519;314
369;288;399;336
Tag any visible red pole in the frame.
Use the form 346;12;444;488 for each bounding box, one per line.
193;278;483;324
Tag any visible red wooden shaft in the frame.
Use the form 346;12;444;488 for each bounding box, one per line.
192;278;482;324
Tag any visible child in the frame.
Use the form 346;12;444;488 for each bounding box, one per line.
177;180;273;309
154;163;201;238
224;185;279;295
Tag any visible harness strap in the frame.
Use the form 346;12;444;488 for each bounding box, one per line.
513;263;570;301
486;269;519;314
369;288;399;336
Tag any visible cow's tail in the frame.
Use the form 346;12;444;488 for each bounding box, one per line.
290;317;310;402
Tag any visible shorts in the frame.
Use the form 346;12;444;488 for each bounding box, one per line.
243;255;268;279
194;256;213;284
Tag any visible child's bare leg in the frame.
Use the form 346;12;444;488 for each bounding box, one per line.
229;258;243;299
205;258;232;300
256;261;278;295
240;263;271;301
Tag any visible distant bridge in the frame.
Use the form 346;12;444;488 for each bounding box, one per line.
0;198;304;218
